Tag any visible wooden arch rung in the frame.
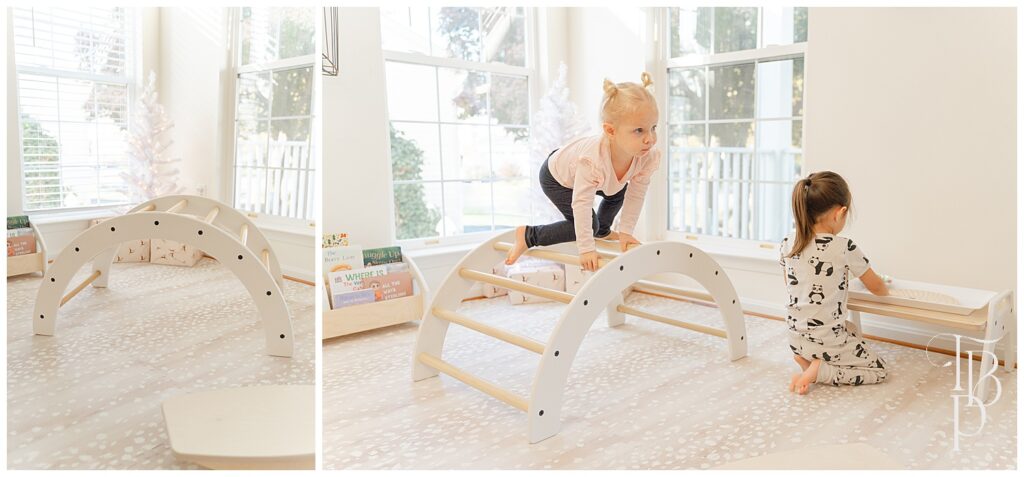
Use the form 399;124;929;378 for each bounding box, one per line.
60;270;102;307
204;207;220;223
239;224;249;245
261;249;270;270
459;268;573;304
492;242;613;269
617;304;727;338
631;280;716;304
138;203;157;212
433;307;545;354
166;199;188;214
416;353;528;411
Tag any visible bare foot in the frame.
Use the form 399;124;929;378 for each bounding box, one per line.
505;226;529;265
602;231;619;241
793;355;811;371
795;359;821;395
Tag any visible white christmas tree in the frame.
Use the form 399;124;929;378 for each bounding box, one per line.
122;71;183;204
528;62;591;223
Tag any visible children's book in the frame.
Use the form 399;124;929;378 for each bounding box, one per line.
323;246;363;276
331;289;375;309
327;262;408;295
7;234;36;256
362;246;402;267
323;232;349;248
6;227;33;238
362;270;413;302
7;215;30;230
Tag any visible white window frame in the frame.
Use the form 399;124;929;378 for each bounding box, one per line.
651;7;807;252
12;6;140;217
381;7;539;251
226;7;318;232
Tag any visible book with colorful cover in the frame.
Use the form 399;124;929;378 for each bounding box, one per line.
327;262;408;295
7;227;33;238
331;289;376;309
7;234;36;256
7;215;30;230
363;246;402;267
323;245;363;276
362;270;413;302
322;232;349;248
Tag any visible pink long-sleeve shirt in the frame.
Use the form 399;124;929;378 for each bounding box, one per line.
547;134;662;254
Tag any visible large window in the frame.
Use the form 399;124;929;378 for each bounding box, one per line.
380;7;532;243
13;7;134;211
666;7;807;243
232;7;316;221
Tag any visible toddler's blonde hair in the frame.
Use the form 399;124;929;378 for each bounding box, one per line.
600;72;657;125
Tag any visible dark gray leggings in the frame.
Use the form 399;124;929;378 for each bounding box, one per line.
524;151;628;248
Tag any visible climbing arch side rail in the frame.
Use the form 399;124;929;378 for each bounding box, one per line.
31;195;293;357
412;229;747;443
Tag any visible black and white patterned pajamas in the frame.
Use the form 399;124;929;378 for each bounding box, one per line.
780;233;887;386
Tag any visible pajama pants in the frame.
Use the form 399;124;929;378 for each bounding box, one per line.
524;152;628;249
788;319;888;386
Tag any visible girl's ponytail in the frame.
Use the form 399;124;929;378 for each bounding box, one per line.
787;172;852;258
640;71;653;88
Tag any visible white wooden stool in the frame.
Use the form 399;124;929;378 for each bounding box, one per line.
161;385;314;469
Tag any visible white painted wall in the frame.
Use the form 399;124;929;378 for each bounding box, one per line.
804;7;1016;295
323;8;392;250
158;7;227;201
6;8;20;216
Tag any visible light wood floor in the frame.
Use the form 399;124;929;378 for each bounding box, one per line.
323;293;1016;470
7;259;315;469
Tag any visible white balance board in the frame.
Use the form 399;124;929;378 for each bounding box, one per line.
849;278;995;315
162;385;314;470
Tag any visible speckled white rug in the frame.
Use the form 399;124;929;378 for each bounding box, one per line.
7;258;315;469
323;293;1016;470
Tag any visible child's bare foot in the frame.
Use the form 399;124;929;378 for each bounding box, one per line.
505;226;529;265
795;359;821;395
794;355;811;371
602;231;619;241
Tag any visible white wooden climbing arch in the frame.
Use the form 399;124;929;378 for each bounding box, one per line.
412;229;747;443
32;195;294;357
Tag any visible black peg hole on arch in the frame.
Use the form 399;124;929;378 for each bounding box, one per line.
50;278;55;282
715;271;719;276
154;220;160;226
619;265;624;271
266;291;272;296
741;336;744;341
279;334;286;339
583;300;589;306
40;314;44;319
539;410;545;416
689;253;693;258
198;230;204;235
110;226;116;232
732;299;736;304
75;247;80;252
554;350;560;357
238;254;244;260
656;250;661;255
